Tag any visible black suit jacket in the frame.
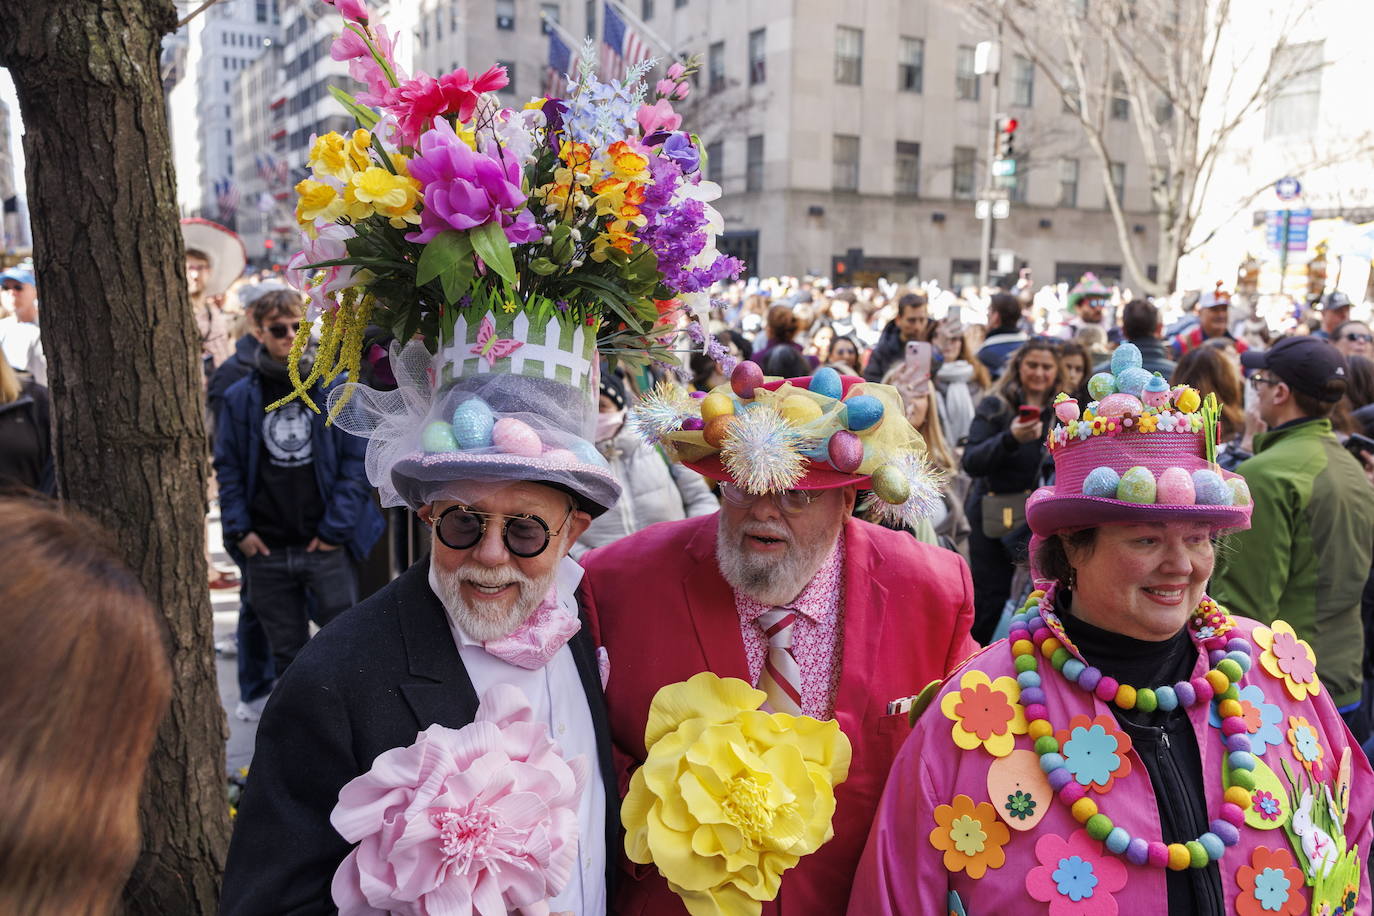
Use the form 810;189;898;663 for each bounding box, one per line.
219;560;619;915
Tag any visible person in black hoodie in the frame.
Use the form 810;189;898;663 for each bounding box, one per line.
0;357;52;494
862;292;930;382
961;339;1061;643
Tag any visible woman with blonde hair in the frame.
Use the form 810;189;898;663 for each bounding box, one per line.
0;498;171;913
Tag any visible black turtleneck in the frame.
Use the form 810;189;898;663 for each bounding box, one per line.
1059;596;1224;916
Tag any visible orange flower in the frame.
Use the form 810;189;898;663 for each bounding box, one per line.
606;140;650;181
1286;714;1325;776
928;795;1009;879
939;670;1027;758
1236;846;1306;916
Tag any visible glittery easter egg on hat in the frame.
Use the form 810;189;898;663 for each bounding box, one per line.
827;430;864;473
681;417;705;431
1096;393;1144;418
422;421;458;454
1157;467;1196;505
871;464;911;504
1192;469;1233;505
492;417;542;457
1082;466;1121;498
701;391;735;422
780;394;823;425
567;438;609;468
809;366;844;400
1117;466;1157;504
1143;373;1170;408
844;395;884;431
1088;372;1118;400
1111;342;1143;375
451;398;496;449
1227;477;1251;506
1115;366;1153;399
730;360;764;399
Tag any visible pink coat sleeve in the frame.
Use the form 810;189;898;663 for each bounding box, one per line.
943;554;979;675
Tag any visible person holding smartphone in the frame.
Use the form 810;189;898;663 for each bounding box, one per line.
960;340;1062;644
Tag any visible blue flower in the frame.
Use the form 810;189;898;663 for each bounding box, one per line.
1052;855;1098;902
1063;723;1121;788
1207;684;1284;756
1254;866;1292;910
1292;724;1321;761
662;132;700;174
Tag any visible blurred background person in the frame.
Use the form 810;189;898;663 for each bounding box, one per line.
863;292;929;381
1055;340;1092;404
0;357;52;495
1093;298;1177;378
750;303;810;368
0;263;44;385
975;293;1028;380
825;335;863;375
1172;344;1246;467
932;316;988;449
0;497;171;914
1333;318;1373;362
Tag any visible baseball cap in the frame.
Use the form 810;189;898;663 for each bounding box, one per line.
1241;336;1348;402
0;265;35;287
1317;291;1352;311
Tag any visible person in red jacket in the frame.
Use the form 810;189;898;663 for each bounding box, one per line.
579;370;978;916
1171;283;1249;359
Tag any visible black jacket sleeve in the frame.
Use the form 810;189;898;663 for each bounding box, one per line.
961;396;1017;478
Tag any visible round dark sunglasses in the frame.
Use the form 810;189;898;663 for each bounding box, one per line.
266;321;302;339
430;503;576;558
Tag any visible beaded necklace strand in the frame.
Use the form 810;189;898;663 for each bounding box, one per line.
1007;586;1259;872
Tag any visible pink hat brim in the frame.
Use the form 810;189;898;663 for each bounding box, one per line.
1026;491;1252;537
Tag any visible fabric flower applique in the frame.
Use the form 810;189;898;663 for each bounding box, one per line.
940;670;1028;757
1135;413;1158;433
929;794;1010;879
1252;790;1283;822
1236;845;1308;916
1025;828;1127;915
1207;683;1284;756
1254;620;1322;701
1054;713;1133;793
1005;789;1037;821
1287;715;1326;776
1157;412;1179;432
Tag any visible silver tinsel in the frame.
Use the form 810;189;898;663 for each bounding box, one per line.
858;453;947;528
627;382;694;448
720;406;815;494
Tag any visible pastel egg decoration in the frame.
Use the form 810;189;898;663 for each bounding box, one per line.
1228;477;1252;506
1088;372;1118;400
541;447;579;465
703;415;736;448
492;417;543;457
1192;469;1233;505
827;430;865;473
809;365;844;400
567;438;608;468
701;391;736;423
1095;393;1144;418
1055;396;1080;424
1156;467;1196;505
871;464;911;505
1175;386;1202;414
421;421;458;454
844;394;885;431
1110;342;1143;375
731;360;764;399
451;398;496;449
1082;466;1121;498
779;394;823;426
1116;466;1157;504
681;417;705;431
1115;366;1153;399
1143;373;1171;408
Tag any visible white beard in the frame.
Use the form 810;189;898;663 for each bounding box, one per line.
430;554;558;641
716;517;837;606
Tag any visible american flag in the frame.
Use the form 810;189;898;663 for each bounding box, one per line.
215;178;240;222
546;29;572;97
600;2;651;81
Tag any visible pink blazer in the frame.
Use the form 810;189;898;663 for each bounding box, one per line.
579;513;978;916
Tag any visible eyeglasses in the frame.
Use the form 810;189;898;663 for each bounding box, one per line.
719;482;820;515
266;321;301;339
1342;333;1373;343
430;503;576;558
1248;374;1281;389
0;283;22;292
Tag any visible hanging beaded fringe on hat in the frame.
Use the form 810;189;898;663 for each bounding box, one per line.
266;287;375;423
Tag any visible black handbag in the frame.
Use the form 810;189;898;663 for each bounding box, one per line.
980;491;1030;538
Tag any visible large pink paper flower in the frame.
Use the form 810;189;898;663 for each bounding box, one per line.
385;65;508;147
1025;829;1128;915
329;684;589;916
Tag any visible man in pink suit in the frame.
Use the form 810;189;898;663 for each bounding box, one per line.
579;372;978;916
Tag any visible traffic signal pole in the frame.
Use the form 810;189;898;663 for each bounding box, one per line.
978;8;1005;291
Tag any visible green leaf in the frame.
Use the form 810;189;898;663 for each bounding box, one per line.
415;231;473;287
329;84;380;130
469;222;517;287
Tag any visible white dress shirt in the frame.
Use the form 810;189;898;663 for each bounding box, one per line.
429;556;607;916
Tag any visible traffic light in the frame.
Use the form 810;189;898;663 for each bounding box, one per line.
997;117;1019;160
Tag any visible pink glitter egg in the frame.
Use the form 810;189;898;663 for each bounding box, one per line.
1156;467;1196;505
1095;393;1144;418
827;430;864;473
492;418;542;457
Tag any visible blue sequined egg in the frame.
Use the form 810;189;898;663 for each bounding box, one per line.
1116;466;1157;504
421;421;458;454
844;395;885;431
451;398;496;449
1192;469;1234;505
1088;372;1118;400
809;365;844;400
1111;342;1143;375
567;438;609;468
1082;466;1121;498
1115;366;1153;399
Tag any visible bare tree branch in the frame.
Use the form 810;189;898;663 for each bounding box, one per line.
176;0;227;29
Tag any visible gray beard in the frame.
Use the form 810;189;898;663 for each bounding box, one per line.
716;519;836;606
430;554;558;641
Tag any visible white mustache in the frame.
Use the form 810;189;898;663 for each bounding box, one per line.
740;524;791;542
453;563;532;589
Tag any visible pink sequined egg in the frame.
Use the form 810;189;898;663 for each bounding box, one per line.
827;430;864;473
1156;467;1196;505
492;418;542;457
1095;393;1144;418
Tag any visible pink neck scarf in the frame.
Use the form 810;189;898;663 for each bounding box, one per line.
481;586;581;669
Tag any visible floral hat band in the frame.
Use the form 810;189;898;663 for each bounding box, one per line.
1025;342;1253;538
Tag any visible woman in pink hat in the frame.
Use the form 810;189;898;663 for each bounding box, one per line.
848;343;1373;916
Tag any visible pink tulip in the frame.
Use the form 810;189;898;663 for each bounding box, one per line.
326;0;369;22
667;61;686;79
674;82;690;100
636;99;681;136
655;78;676;97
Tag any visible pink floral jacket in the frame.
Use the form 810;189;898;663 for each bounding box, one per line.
848;615;1373;916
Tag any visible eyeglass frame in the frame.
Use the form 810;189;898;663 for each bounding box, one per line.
718;481;822;515
1341;332;1373;343
429;502;577;558
1248;373;1284;390
265;321;302;339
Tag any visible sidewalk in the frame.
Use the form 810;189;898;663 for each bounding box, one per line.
208;504;258;775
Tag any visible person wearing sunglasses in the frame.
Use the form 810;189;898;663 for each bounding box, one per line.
1332;319;1373;361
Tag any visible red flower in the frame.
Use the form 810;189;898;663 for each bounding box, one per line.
386;65;509;146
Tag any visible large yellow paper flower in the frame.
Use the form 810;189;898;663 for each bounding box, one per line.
622;672;852;916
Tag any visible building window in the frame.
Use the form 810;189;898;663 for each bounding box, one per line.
748;28;766;85
746;135;764;191
435;8;444;39
708;41;726;94
895;141;920;196
1009;158;1028;204
834;26;862;86
1012;54;1034;107
898;37;924;93
1109;161;1126;205
833;134;860;191
643;0;654;17
1059;158;1079;207
956;46;980;101
1111;73;1130;119
706;141;723;184
541;3;560;34
496;0;515;30
953;146;977;199
675;0;687;7
497;60;515;94
1265;41;1323;138
585;0;596;38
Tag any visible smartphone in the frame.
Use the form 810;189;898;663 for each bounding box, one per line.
1345;433;1374;459
1018;405;1042;423
904;341;932;395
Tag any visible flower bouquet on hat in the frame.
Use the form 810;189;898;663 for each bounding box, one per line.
620;672;852;916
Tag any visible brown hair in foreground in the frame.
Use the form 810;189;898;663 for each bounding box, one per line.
0;497;172;915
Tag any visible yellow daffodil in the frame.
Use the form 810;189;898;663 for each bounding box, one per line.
344;129;372;172
622;672;852;916
295;179;346;232
309;132;350;180
604;140;651;183
349;166;421;228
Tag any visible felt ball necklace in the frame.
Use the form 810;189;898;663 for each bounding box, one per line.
1008;585;1257;872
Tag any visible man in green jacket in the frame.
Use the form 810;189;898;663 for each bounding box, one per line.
1213;336;1374;739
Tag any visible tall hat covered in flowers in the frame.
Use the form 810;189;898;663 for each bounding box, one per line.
277;0;742;514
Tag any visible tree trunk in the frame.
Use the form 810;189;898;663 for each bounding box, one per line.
0;2;230;913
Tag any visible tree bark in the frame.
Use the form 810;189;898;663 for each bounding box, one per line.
0;2;230;913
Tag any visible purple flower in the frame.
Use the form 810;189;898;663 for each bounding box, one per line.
661;133;699;174
542;98;568;152
404;118;541;245
639;155;681;223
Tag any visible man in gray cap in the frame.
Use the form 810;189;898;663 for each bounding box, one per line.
0;263;44;384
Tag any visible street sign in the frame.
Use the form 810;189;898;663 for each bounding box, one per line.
1275;176;1302;201
975;200;989;220
992;158;1017;177
995;250;1016;274
1266;208;1311;252
977;199;1012;220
